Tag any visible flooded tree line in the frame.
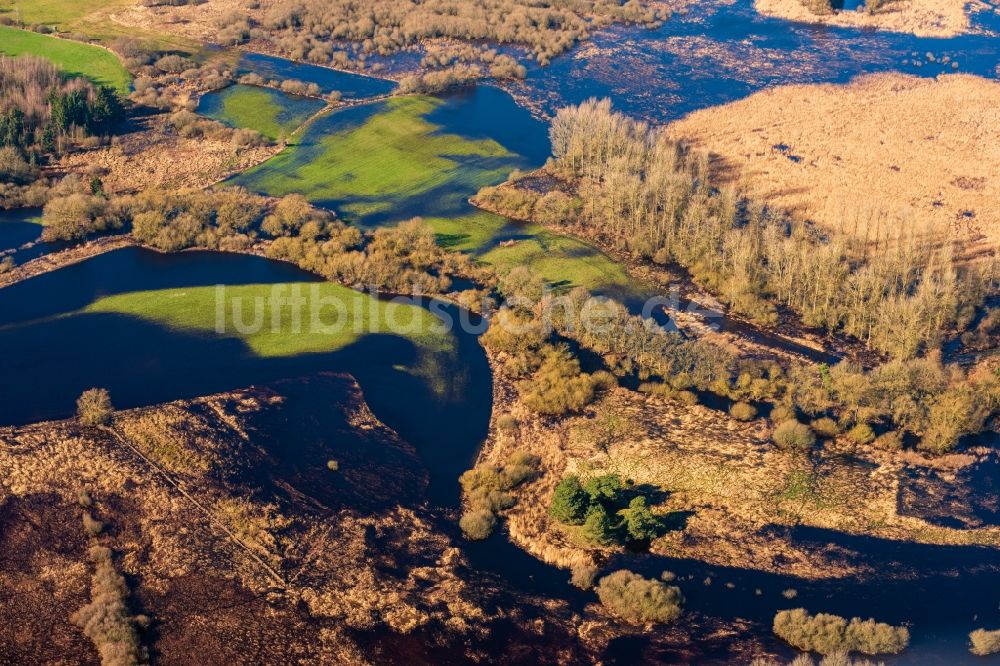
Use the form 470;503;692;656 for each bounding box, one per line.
482;97;997;362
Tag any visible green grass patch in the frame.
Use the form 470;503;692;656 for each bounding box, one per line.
0;0;125;29
0;25;130;92
82;282;453;358
235;95;518;222
235;92;647;300
197;84;327;141
481;225;636;296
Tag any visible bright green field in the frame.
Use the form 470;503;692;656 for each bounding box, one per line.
0;25;131;92
0;0;125;28
236;95;515;222
83;282;452;359
81;281;459;398
235;91;648;301
197;84;327;141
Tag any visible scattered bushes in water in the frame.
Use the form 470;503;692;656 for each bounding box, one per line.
260;0;662;73
458;451;540;540
595;569;684;624
773;420;816;451
970;628;1000;656
71;545;147;666
773;608;909;655
77;388;114;426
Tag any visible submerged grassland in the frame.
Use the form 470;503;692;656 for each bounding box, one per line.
82;282;453;358
197;84;327;141
234;90;645;299
0;26;131;92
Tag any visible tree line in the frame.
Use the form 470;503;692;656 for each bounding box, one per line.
0;55;124;170
478;98;998;361
259;0;663;72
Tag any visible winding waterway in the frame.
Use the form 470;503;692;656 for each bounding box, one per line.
5;0;1000;660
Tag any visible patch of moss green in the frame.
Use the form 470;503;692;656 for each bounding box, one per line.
235;93;647;300
197;84;327;141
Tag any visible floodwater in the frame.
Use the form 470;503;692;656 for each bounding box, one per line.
511;0;1000;121
238;52;398;100
5;0;1000;660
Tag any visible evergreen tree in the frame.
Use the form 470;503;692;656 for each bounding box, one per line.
582;503;616;545
583;473;623;502
623;496;660;541
549;475;589;525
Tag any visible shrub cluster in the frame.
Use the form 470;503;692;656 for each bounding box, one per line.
71;544;147;665
77;388;114;427
595;569;684;624
458;451;540;540
970;628;1000;656
773;608;909;655
549;473;663;546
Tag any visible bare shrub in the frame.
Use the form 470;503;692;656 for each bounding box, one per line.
77;388;114;426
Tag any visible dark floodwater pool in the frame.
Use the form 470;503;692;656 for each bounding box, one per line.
0;208;60;264
0;247;491;507
238;52;398;100
511;0;1000;121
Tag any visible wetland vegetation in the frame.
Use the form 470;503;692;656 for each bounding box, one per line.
1;0;1000;663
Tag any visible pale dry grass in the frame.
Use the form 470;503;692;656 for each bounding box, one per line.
668;73;1000;261
56;115;279;194
754;0;989;37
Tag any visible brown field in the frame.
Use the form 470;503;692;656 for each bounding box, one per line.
54;116;279;194
667;73;1000;256
0;377;491;663
480;349;1000;582
754;0;991;37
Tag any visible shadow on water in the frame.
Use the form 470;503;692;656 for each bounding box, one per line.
0;208;65;264
0;248;491;507
424;85;551;165
237;52;398;100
